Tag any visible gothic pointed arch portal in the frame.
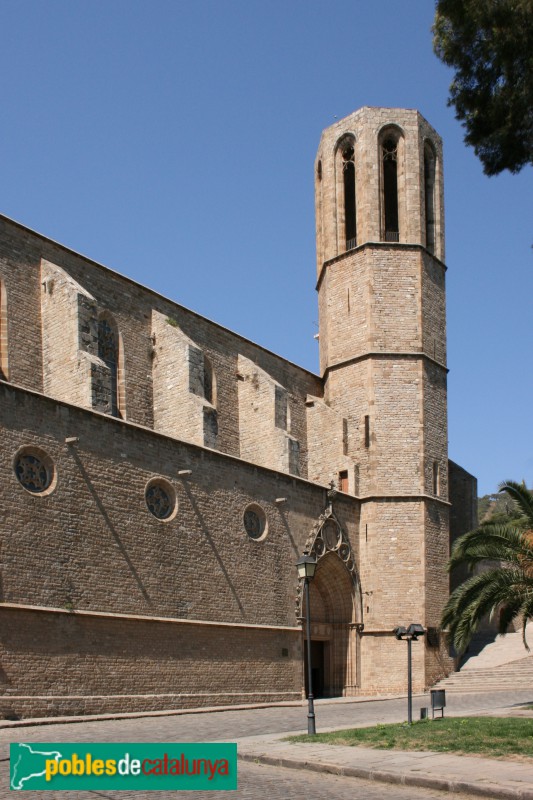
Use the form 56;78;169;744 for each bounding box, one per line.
296;509;363;697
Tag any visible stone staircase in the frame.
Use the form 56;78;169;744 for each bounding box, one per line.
433;622;533;693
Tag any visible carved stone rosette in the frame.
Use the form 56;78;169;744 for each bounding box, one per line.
295;505;361;621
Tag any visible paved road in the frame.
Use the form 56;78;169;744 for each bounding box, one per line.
1;760;497;800
1;689;530;751
1;691;530;800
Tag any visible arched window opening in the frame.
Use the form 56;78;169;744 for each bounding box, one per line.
98;315;120;417
117;332;126;418
382;136;399;241
0;279;8;380
316;156;324;266
424;142;436;254
432;461;440;496
342;145;356;250
203;355;215;406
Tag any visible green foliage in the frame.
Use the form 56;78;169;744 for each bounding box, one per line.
442;481;533;654
478;491;522;523
288;716;533;758
433;0;533;175
166;317;179;328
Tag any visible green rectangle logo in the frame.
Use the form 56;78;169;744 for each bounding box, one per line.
10;742;237;791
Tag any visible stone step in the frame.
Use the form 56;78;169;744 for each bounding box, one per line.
433;652;533;694
461;623;533;670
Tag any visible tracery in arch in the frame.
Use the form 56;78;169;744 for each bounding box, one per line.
335;135;357;252
379;126;404;243
295;506;362;623
97;313;125;418
424;140;437;254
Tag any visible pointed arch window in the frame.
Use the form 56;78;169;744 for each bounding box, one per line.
203;354;215;405
382;136;399;242
342;144;356;249
335;136;357;253
98;314;125;418
424;141;436;254
0;279;8;380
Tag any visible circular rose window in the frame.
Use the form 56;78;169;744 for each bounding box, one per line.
243;504;267;541
145;478;177;521
14;447;56;495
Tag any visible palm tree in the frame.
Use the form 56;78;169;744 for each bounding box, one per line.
442;480;533;656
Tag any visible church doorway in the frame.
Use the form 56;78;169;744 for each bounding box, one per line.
304;640;326;698
302;550;360;696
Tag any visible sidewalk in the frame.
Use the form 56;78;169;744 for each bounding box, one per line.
237;730;533;800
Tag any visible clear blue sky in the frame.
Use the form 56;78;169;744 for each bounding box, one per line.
1;1;531;496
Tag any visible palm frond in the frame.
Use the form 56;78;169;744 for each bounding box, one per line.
448;523;533;571
499;481;533;527
442;568;533;654
442;478;533;656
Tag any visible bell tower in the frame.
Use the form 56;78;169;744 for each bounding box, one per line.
315;107;451;690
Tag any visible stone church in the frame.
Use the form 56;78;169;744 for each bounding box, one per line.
0;107;476;718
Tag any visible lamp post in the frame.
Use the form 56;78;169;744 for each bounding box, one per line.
394;623;425;724
296;554;317;735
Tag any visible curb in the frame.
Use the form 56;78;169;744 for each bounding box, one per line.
239;753;533;800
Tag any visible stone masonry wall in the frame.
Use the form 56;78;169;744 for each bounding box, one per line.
41;259;101;410
152;310;216;448
0;381;364;714
424;499;454;684
423;361;448;500
315;106;444;271
421;251;447;366
0;607;301;719
358;499;426;692
1;382;348;624
237;354;300;475
448;460;478;593
306;395;357;491
0;214;322;473
0;218;45;392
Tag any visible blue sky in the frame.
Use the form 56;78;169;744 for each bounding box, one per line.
0;1;531;495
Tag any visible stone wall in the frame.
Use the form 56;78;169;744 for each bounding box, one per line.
449;460;478;592
315;106;444;270
0;103;475;713
0;214;322;472
0;607;301;719
0;380;360;715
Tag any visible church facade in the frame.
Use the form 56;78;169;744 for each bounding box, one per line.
0;107;476;719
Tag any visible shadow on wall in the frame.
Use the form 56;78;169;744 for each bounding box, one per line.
68;448;151;605
180;481;245;618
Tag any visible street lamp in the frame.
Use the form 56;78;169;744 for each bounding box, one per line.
394;623;425;724
296;554;317;735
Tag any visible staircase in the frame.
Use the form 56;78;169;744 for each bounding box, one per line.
434;623;533;693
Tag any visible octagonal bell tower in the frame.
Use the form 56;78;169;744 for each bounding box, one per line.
315;107;451;691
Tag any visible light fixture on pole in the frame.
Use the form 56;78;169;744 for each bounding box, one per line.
296;554;317;735
394;623;425;724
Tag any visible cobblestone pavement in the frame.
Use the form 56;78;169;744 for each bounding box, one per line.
0;760;498;800
1;691;531;800
1;689;531;752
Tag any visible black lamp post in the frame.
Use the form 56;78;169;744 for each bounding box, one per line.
394;623;425;724
296;554;317;735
